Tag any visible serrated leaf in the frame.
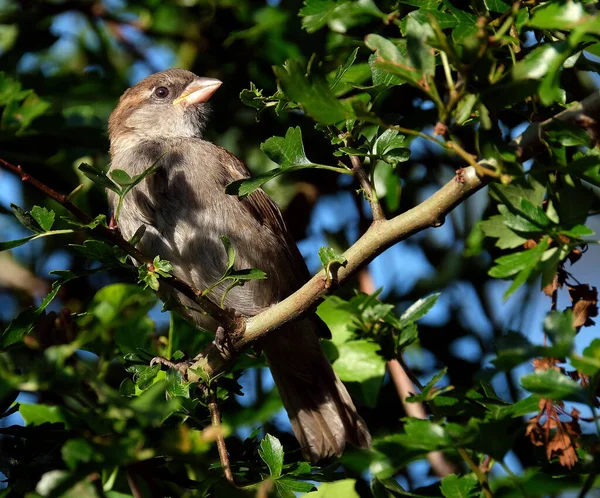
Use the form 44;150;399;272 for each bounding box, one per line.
258;434;284;479
440;474;479;498
274;60;355;124
480;215;528;249
319;246;347;277
30;206;54;231
20;404;67;426
152;256;173;278
227;127;344;197
138;266;160;291
63;214;107;230
70;240;118;264
134;364;161;390
366;34;420;86
497;205;543;233
399;293;441;326
119;378;135;397
334;340;385;407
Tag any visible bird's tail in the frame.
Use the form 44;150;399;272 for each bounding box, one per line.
261;318;371;463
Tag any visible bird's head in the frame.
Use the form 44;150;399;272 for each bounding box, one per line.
108;68;222;152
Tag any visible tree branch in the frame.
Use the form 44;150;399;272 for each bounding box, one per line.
189;164;486;379
187;88;600;380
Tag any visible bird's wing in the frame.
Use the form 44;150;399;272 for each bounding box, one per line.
215;145;310;283
214;145;331;339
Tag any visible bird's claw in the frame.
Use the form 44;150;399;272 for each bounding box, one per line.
214;326;234;359
150;356;192;377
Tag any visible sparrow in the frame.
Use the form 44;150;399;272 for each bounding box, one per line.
107;68;371;463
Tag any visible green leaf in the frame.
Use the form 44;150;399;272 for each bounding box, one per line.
521;369;589;402
334;340;385;407
0;235;35;251
372;130;410;167
406;368;452;403
224;268;267;281
513;42;569;81
305;479;359;498
440;474;479;498
138;265;160;291
544;311;575;356
258;434;284;479
319;246;347;277
397;322;418;351
330;47;358;91
119;378;135;396
63;214;107;230
20;404;67;426
275;478;315;496
121;162;162;196
274;60;355;124
262;126;315;169
399;293;441;327
152;256;174;278
109;169;133;186
571;339;600;376
1;282;63;347
373;129;408;156
366;34;420;86
227;127;345;197
79;163;120;194
300;0;386;33
405;16;435;77
70;240;118;264
30;206;55;231
497;205;543;233
488;237;550;298
219;235;236;274
11;203;41;232
480;215;528;249
528;1;585;30
61;439;95;470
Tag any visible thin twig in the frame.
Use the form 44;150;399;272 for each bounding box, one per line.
0;158;236;329
350;155;386;222
458;448;494;498
126;470;143;498
208;391;235;486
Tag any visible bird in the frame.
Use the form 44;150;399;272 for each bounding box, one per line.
107;68;371;463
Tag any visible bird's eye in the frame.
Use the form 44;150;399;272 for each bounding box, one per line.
154;86;169;98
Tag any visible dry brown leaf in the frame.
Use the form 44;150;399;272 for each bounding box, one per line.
567;284;598;329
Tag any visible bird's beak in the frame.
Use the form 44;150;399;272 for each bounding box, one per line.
173;78;222;106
